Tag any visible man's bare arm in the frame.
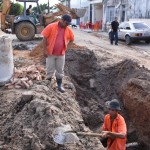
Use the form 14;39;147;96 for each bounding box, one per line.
102;131;126;139
67;41;74;49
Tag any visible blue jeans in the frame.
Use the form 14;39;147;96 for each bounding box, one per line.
111;31;118;44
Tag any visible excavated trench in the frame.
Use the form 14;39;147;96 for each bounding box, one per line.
0;39;150;150
65;48;150;150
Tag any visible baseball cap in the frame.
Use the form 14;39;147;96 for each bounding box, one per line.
106;99;121;111
62;14;72;25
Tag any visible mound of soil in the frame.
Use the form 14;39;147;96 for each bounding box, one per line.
0;79;104;150
30;42;86;59
121;74;150;149
65;48;150;149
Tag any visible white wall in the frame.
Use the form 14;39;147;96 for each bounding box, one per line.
130;0;150;18
94;4;103;22
129;19;150;26
71;1;81;8
71;0;90;24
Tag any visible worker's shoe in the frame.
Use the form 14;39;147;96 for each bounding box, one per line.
56;78;65;93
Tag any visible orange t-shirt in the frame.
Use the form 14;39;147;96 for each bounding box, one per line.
102;114;127;150
41;22;74;55
52;25;65;55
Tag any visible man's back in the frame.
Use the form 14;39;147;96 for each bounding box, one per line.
26;8;30;15
26;5;32;15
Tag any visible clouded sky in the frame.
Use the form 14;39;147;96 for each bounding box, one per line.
14;0;59;7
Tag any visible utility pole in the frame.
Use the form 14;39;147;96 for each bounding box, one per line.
67;0;70;8
80;0;82;8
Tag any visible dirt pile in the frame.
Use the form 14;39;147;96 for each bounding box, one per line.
30;42;44;58
65;48;150;149
30;42;86;59
0;48;105;150
120;74;150;149
0;79;105;150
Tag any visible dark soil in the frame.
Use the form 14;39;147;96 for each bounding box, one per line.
66;48;150;150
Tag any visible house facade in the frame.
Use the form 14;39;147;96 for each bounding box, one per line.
70;0;150;29
128;0;150;19
68;0;103;27
102;0;128;31
90;0;103;23
75;0;103;25
103;0;150;30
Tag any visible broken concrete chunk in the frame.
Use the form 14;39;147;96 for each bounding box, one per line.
89;79;96;88
5;65;46;89
22;91;34;102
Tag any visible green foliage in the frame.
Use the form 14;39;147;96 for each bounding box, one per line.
0;0;2;12
9;3;24;16
32;3;48;13
0;6;2;12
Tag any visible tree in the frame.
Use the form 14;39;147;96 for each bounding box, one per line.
32;3;48;13
0;0;2;12
9;3;24;15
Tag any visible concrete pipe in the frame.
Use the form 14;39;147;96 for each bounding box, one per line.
0;36;14;86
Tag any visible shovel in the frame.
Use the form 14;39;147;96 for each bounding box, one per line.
52;124;103;145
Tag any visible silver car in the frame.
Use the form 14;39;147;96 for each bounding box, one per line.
109;22;150;45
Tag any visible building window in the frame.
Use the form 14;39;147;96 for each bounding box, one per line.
121;5;126;22
106;6;115;22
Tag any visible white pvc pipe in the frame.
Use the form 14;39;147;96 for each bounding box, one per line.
0;36;14;86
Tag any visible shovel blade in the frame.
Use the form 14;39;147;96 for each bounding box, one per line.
52;125;79;145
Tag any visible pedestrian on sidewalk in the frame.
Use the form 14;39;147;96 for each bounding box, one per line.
42;14;74;93
101;99;127;150
110;17;119;45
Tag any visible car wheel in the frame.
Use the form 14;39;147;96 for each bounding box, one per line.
145;40;150;44
125;35;132;45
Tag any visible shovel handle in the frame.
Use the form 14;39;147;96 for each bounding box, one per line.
76;132;103;137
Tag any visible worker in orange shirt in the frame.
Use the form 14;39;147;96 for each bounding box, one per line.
42;14;74;93
102;99;127;150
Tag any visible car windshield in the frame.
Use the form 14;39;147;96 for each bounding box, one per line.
133;23;149;29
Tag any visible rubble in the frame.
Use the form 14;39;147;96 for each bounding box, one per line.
13;44;29;50
0;80;105;150
5;65;46;89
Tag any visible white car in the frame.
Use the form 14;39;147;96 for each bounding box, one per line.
109;22;150;45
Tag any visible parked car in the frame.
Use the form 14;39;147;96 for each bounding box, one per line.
109;21;150;45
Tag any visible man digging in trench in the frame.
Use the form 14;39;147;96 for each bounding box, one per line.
42;14;74;93
101;99;127;150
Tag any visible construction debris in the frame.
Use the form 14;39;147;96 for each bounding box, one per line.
0;79;105;150
5;65;46;89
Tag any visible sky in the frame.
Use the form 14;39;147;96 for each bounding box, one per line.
14;0;59;7
13;0;81;8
